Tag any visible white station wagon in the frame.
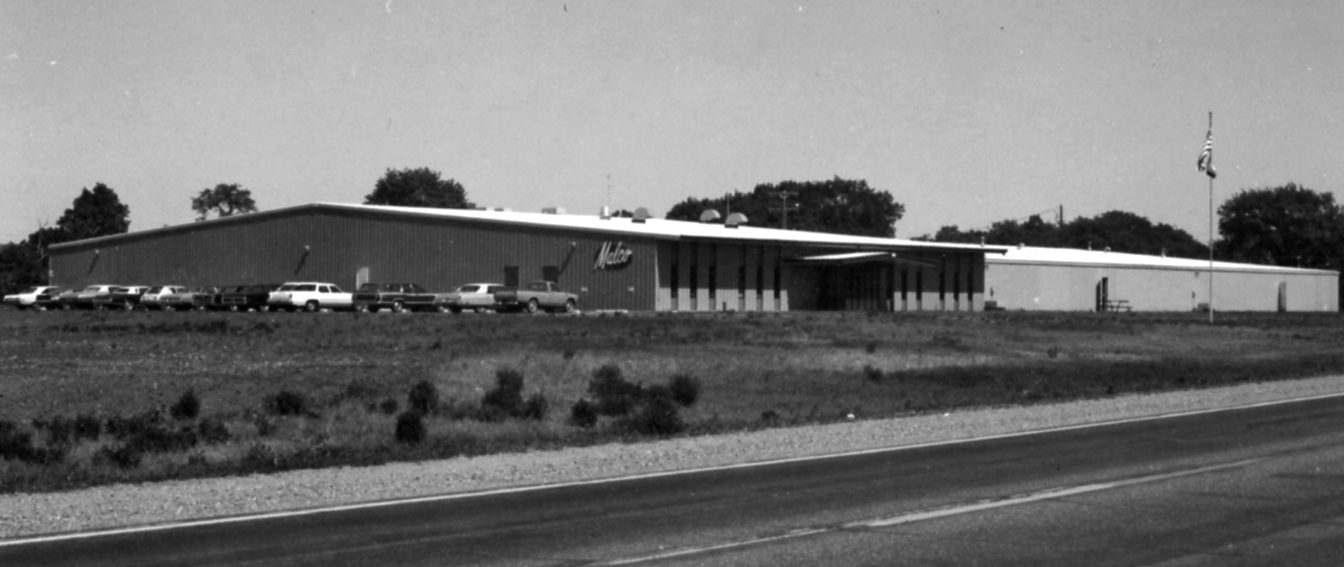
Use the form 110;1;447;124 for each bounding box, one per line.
266;282;353;312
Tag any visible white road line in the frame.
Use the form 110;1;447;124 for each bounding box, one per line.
604;458;1263;565
3;391;1340;548
847;458;1262;528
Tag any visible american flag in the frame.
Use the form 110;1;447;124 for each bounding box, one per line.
1197;128;1216;179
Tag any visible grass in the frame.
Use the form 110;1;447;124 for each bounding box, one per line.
1;308;1343;493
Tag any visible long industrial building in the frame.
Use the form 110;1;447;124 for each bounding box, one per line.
48;203;1000;312
47;203;1339;313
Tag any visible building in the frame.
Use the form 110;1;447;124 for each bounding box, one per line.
48;203;1001;312
985;245;1339;312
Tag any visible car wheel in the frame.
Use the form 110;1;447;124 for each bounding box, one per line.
526;299;540;313
123;301;135;311
304;301;319;312
258;304;270;312
228;305;239;312
392;301;404;313
562;299;576;313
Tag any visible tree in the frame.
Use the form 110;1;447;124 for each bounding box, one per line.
191;183;258;221
666;177;905;237
365;167;475;209
925;210;1207;258
1217;182;1344;270
56;183;130;241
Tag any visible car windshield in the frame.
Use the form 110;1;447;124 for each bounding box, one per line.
20;287;40;293
458;285;481;293
278;284;299;291
358;283;379;291
81;286;101;292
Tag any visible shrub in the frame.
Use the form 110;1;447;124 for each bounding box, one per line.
668;374;701;407
407;380;440;415
105;409;166;439
96;443;142;469
74;413;102;441
588;364;642;416
482;368;525;418
171;389;201;420
198;417;230;444
523;392;549;420
568;399;598;428
266;390;309;417
395;411;426;444
627;385;684;436
32;416;75;447
126;424;197;454
863;365;884;384
0;420;37;462
379;397;399;415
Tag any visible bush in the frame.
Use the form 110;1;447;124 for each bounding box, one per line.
569;399;598;428
266;390;310;417
523;392;549;421
588;364;642;416
74;413;102;441
171;389;201;420
96;443;142;469
482;368;525;418
668;374;701;407
407;380;440;415
32;416;75;447
379;397;399;415
627;385;684;436
105;409;166;439
198;417;230;444
395;411;426;444
0;420;37;462
863;365;884;384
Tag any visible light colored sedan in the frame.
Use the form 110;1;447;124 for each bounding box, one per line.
267;282;353;312
433;283;505;313
2;286;60;310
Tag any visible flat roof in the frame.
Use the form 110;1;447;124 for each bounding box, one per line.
990;245;1338;276
51;202;1011;255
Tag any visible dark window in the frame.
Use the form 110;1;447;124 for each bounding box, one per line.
670;261;679;311
542;265;559;282
504;266;519;287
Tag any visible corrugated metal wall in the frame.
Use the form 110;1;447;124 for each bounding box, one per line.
986;262;1339;312
50;208;660;311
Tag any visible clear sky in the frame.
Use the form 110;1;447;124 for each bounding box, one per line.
3;1;1341;244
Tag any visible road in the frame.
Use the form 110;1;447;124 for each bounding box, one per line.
5;394;1344;566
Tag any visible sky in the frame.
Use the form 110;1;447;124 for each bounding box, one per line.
3;1;1342;244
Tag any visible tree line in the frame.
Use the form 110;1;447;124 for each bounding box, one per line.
2;172;1340;294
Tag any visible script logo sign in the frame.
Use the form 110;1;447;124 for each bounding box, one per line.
594;241;634;270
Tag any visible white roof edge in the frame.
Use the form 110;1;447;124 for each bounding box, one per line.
989;245;1338;276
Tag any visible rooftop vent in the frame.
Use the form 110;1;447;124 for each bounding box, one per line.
699;209;722;223
631;207;652;224
724;212;748;228
600;205;612;220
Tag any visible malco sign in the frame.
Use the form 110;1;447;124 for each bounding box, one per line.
593;241;634;270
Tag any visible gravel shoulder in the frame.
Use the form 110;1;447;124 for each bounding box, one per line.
4;375;1344;540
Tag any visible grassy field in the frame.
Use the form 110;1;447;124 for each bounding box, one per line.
2;308;1344;493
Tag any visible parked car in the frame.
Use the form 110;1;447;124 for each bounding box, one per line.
434;283;506;313
267;282;353;312
160;286;219;311
205;285;248;311
493;280;578;314
70;284;118;310
2;286;60;310
53;288;83;310
352;282;437;313
32;287;67;311
97;286;151;311
139;286;188;310
218;283;282;312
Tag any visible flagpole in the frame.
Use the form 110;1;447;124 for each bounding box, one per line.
1208;167;1215;324
1206;111;1215;324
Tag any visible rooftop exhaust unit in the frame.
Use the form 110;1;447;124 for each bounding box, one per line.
724;212;748;228
699;209;721;223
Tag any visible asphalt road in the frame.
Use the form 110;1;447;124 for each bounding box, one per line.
6;394;1344;566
